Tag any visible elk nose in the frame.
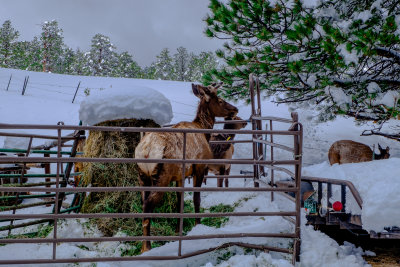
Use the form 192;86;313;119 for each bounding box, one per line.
230;107;238;116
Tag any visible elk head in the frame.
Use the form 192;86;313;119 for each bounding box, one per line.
192;82;238;118
376;144;390;159
223;115;248;130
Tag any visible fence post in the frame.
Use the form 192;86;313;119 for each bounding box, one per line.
21;76;29;95
72;81;81;103
255;77;265;178
21;77;27;95
291;112;302;264
6;74;12;91
269;121;275;202
249;74;259;187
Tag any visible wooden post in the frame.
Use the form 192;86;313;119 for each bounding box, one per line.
6;74;12;91
72;81;81;103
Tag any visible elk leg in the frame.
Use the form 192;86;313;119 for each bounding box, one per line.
224;166;231;187
142;189;166;253
142;172;171;251
139;175;152;253
193;165;205;225
217;166;225;187
203;168;209;185
175;179;183;233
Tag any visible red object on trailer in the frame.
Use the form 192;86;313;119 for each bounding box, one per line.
333;201;343;211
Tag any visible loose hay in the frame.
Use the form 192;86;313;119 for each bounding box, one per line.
79;119;182;246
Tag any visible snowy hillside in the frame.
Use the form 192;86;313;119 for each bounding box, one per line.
1;67;398;266
1;68;399;164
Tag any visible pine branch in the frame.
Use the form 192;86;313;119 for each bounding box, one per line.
361;128;400;142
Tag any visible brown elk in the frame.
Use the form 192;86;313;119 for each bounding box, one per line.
134;83;238;252
72;137;86;186
328;140;390;165
207;116;247;187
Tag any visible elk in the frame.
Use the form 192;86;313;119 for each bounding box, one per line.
207;116;247;187
328;140;390;165
72;137;86;186
134;83;238;252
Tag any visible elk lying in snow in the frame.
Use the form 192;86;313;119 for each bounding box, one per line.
328;140;390;165
207;116;247;187
134;82;238;252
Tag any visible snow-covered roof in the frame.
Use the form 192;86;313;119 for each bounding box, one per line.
79;86;173;126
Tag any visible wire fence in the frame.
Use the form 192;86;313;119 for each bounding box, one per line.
0;72;197;119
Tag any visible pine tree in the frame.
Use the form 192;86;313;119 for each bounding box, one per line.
62;48;76;74
69;49;88;75
114;51;142;78
154;48;174;80
173;46;189;81
190;51;218;82
206;0;400;140
40;20;65;72
142;64;157;79
86;33;118;76
0;20;19;67
26;37;43;71
11;41;28;69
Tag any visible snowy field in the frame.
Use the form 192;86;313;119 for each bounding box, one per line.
0;67;399;266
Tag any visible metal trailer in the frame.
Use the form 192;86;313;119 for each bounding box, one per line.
301;176;400;240
271;175;399;240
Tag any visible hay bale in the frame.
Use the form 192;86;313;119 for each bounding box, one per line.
80;118;179;239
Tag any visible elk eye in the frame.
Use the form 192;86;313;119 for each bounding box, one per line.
218;99;223;104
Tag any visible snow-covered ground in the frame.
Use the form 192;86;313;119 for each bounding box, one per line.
0;67;398;266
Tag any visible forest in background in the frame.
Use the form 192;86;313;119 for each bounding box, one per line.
0;19;219;82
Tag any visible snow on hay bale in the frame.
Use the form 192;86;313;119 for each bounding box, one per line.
78;86;179;238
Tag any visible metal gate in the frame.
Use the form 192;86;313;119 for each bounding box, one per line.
0;75;303;265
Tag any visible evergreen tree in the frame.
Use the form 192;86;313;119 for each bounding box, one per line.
0;20;19;67
69;49;88;75
206;0;400;140
26;37;43;72
11;41;29;69
173;46;189;81
114;51;142;78
154;48;174;80
190;51;218;82
86;33;118;76
40;20;64;72
142;64;157;79
62;48;76;74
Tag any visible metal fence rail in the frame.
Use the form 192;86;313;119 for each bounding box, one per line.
0;75;303;265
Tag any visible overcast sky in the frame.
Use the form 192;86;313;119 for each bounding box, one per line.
0;0;224;66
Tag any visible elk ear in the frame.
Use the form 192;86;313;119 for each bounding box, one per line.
192;84;200;97
207;82;223;94
192;84;210;102
215;82;224;89
378;143;382;150
386;146;390;152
